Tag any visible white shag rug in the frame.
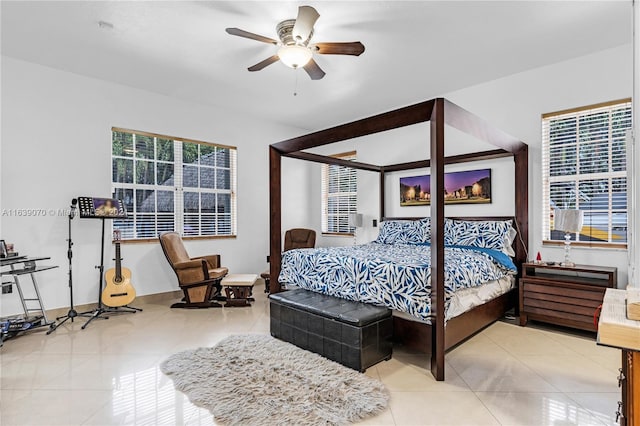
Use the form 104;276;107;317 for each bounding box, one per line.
160;334;389;426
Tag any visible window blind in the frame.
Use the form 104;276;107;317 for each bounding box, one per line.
112;128;237;240
542;100;631;245
321;152;357;234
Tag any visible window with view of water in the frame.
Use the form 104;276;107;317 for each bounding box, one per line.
111;128;237;240
542;100;630;246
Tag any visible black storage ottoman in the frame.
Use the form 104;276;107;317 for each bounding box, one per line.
269;288;393;372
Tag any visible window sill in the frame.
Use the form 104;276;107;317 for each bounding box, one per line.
542;240;627;250
321;232;354;237
119;235;237;244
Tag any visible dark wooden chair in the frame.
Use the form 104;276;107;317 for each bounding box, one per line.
262;228;316;293
159;232;228;308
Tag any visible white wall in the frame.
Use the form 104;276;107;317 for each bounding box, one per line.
0;56;304;315
294;44;632;286
281;157;315;232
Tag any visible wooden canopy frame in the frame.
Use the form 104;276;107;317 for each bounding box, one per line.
269;98;528;380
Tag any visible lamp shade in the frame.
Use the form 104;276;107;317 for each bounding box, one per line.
348;213;363;228
555;209;584;233
277;45;312;69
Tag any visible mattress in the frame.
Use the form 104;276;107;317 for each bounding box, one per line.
279;242;516;322
392;275;515;322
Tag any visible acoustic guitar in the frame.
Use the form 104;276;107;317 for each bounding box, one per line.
102;230;136;307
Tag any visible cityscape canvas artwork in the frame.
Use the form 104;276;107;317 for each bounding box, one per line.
400;168;492;206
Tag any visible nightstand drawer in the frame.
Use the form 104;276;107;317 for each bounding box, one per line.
523;282;606;302
523;286;604;308
524;296;600;315
522;305;596;327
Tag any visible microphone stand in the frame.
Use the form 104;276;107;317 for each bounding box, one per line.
47;199;93;333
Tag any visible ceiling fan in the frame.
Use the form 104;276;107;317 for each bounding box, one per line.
225;5;365;80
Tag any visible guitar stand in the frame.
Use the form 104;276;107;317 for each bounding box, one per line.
81;219;141;330
105;305;142;313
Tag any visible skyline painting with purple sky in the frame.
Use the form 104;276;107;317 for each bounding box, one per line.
400;168;490;193
400;168;492;206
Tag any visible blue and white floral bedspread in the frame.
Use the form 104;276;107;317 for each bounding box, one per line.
278;242;516;321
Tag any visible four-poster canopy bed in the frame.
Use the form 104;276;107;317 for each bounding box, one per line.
269;97;528;380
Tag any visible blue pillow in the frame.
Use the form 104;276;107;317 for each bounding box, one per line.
444;219;513;253
376;219;429;244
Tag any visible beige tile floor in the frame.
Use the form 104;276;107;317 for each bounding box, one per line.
0;290;622;426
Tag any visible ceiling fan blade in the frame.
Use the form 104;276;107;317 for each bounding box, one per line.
225;27;278;45
248;55;280;72
314;42;365;56
303;58;325;80
292;6;320;43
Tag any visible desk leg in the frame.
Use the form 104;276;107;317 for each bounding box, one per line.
12;276;29;318
29;273;49;323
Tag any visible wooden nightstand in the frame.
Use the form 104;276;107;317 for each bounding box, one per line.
519;262;617;332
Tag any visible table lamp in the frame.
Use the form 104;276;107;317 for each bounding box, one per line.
554;209;584;267
348;213;363;245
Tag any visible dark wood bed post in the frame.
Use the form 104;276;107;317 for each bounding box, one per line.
269;146;283;294
379;170;386;220
514;146;529;272
430;98;446;381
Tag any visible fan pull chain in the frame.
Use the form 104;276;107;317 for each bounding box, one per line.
293;68;299;97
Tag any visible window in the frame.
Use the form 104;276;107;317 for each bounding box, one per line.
111;128;237;240
542;99;631;246
321;151;357;235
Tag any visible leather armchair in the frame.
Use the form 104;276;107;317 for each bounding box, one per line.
159;232;228;308
284;228;316;251
262;228;316;293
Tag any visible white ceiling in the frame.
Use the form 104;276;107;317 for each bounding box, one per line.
1;1;632;131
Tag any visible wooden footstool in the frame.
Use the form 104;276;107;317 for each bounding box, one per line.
222;274;257;307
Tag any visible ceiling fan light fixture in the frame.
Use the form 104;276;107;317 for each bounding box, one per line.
277;44;312;69
226;5;363;80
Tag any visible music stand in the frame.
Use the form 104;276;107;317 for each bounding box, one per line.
47;199;95;334
76;197;142;330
